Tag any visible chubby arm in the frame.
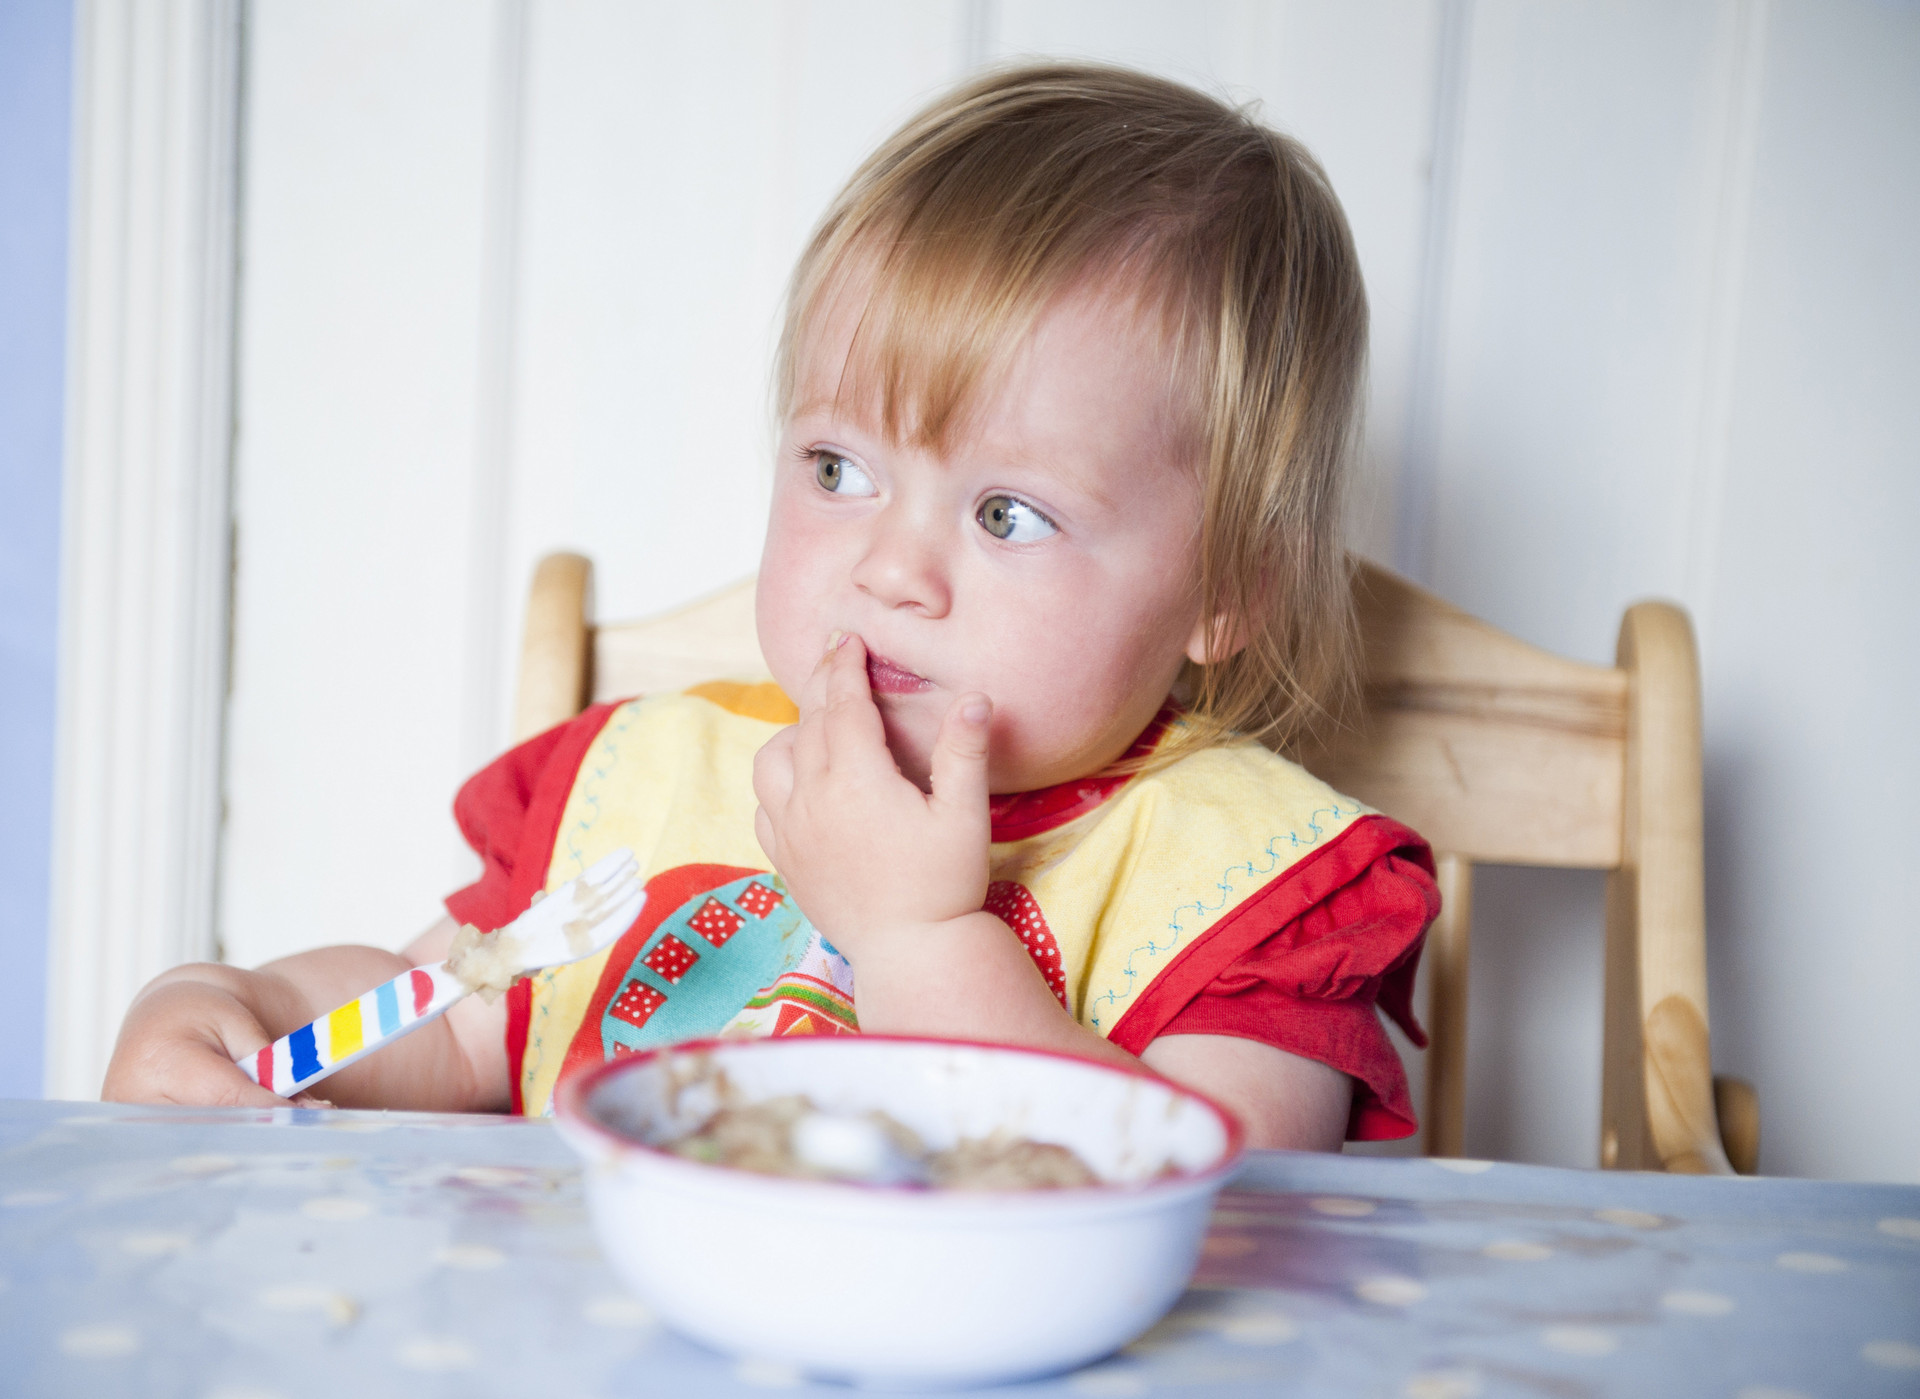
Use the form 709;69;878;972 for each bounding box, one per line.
753;635;1350;1152
102;915;510;1112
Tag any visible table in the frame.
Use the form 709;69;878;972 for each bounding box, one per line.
2;1100;1916;1398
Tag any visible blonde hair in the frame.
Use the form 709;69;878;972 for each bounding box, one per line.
776;62;1366;766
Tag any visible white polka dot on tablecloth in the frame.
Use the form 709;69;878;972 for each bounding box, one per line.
451;1165;527;1188
4;1190;65;1207
1863;1339;1920;1369
58;1324;140;1358
202;1386;290;1399
1310;1196;1376;1217
1661;1290;1735;1317
583;1295;653;1328
1482;1240;1552;1262
733;1357;805;1387
1877;1216;1920;1241
395;1337;475;1372
1403;1369;1482;1399
1216;1311;1298;1345
1430;1158;1495;1174
1775;1252;1847;1273
1541;1326;1618;1357
261;1285;358;1327
169;1154;237;1175
1068;1367;1150;1397
433;1243;504;1270
1593;1208;1665;1230
121;1231;192;1256
1735;1387;1811;1399
299;1196;371;1222
1355;1275;1428;1306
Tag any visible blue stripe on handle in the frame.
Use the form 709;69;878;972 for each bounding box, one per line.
375;978;400;1036
289;1023;322;1083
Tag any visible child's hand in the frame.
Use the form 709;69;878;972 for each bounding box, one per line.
103;968;307;1108
752;633;993;962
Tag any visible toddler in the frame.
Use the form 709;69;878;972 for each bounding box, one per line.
107;63;1438;1151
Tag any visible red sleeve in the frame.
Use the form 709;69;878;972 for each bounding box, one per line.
1107;815;1439;1142
444;702;623;932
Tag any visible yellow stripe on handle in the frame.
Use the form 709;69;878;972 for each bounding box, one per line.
327;1000;364;1062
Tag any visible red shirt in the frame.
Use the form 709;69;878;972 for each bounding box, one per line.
447;704;1437;1140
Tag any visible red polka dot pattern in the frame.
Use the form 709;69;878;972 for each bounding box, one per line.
736;881;784;919
985;881;1067;1008
687;897;744;947
643;934;699;985
609;981;665;1030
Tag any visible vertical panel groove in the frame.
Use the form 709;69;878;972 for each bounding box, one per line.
1680;0;1770;649
464;0;530;790
1395;0;1473;585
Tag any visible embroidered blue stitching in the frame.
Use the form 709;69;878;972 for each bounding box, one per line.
531;702;639;1104
560;703;638;877
1087;800;1361;1029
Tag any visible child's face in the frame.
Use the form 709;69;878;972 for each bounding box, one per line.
757;282;1208;794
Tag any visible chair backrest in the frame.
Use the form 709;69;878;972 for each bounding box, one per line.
513;552;1749;1174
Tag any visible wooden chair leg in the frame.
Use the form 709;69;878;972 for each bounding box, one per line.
1714;1074;1760;1175
1423;855;1473;1158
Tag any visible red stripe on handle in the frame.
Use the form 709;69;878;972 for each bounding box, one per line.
411;966;433;1017
256;1046;273;1091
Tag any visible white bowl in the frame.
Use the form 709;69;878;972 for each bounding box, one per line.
555;1035;1243;1389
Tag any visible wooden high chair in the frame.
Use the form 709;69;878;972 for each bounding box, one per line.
512;551;1760;1175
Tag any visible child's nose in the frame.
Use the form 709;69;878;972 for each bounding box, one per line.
850;514;952;618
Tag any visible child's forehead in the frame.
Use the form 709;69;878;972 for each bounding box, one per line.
787;265;1192;465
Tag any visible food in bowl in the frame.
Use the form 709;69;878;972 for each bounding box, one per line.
665;1089;1099;1189
556;1035;1242;1389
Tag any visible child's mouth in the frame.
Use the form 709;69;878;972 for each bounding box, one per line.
865;651;934;695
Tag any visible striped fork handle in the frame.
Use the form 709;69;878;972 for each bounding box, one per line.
239;961;469;1099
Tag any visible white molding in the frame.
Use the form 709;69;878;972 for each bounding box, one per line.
47;0;243;1099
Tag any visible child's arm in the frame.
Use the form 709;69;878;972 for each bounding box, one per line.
753;637;1350;1152
102;916;510;1112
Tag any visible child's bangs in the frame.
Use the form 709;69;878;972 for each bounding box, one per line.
791;221;1101;453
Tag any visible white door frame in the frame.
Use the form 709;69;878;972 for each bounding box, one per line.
47;0;243;1099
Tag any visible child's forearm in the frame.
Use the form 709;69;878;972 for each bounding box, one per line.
843;911;1140;1071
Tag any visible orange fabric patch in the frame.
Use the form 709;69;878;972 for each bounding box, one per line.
686;680;798;725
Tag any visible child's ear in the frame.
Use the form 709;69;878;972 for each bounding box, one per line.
1184;611;1247;667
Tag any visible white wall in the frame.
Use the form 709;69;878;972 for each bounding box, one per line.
222;0;1919;1181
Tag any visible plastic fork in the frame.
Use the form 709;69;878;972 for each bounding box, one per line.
237;848;646;1099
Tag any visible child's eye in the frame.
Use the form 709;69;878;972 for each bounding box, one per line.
977;494;1056;543
813;451;876;496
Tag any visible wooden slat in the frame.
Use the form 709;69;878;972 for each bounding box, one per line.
1297;562;1628;868
512;552;593;742
1605;601;1730;1175
591;576;767;702
1422;855;1473;1157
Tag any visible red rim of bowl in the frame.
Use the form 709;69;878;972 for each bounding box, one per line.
554;1033;1247;1197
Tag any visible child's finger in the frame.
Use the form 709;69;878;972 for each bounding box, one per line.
820;634;890;773
790;632;848;779
753;804;778;866
928;692;993;824
753;726;797;814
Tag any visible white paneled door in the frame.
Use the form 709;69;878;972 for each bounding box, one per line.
201;1;1919;1180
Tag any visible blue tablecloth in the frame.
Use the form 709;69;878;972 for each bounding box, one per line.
2;1100;1915;1397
